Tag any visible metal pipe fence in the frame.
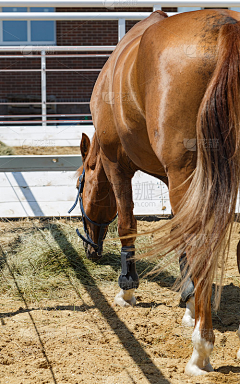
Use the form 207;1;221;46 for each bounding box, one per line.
0;47;115;126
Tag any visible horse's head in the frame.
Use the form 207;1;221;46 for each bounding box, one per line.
76;133;117;261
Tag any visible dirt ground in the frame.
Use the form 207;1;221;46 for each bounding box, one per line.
13;146;80;155
0;218;240;384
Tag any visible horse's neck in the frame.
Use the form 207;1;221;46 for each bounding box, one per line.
88;134;116;216
87;134;100;168
88;134;108;183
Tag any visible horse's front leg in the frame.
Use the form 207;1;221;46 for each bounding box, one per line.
185;278;214;376
113;176;139;307
102;156;139;307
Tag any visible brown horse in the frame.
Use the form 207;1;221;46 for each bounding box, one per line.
72;9;240;375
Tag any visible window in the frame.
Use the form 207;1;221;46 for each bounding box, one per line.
1;7;55;45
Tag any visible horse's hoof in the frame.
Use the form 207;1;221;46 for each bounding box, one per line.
114;296;130;307
86;250;102;262
114;289;136;307
185;362;213;376
86;254;102;262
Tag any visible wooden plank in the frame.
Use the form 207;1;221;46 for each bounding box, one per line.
0;185;79;203
4;140;82;147
0;201;81;217
0;126;95;134
0;155;82;171
0;171;77;187
0;125;95;147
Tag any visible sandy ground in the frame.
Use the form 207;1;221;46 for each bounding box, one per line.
0;219;240;384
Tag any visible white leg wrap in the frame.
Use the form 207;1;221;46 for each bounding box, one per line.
237;325;240;359
114;289;136;307
185;320;214;376
182;296;195;327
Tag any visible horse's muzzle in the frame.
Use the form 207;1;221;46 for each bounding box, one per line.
86;243;102;262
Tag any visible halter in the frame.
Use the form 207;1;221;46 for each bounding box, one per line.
68;168;117;257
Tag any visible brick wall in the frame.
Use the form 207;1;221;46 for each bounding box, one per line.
0;6;179;120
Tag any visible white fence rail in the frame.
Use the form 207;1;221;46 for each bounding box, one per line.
0;1;239;7
0;154;171;217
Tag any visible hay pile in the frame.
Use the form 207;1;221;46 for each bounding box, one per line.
0;141;14;155
0;218;178;301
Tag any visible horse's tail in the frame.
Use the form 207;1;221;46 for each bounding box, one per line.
150;21;240;306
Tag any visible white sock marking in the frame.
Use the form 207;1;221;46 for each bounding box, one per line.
182;296;195;327
185;319;214;376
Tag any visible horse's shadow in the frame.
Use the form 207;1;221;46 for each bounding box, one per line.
211;283;240;333
216;365;240;374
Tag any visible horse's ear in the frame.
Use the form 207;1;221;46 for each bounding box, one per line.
80;133;90;162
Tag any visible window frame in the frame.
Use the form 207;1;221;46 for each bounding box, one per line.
0;7;56;46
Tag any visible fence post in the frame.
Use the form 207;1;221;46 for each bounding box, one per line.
118;18;125;42
178;7;202;13
41;49;47;127
153;4;161;11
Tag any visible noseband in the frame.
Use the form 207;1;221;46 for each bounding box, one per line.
68;168;117;257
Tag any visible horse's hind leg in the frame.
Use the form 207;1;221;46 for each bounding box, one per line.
179;252;195;327
167;167;214;374
185;279;214;375
167;166;196;327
